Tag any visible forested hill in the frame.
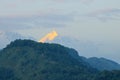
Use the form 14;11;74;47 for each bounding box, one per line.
0;39;120;80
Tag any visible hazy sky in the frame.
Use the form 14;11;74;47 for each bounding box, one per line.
0;0;120;63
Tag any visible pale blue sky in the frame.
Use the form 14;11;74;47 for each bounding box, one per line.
0;0;120;63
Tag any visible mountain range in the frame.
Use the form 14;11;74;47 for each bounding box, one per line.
67;48;120;71
0;31;120;71
0;39;120;80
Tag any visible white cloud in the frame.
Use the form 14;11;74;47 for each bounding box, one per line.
0;13;73;31
84;8;120;21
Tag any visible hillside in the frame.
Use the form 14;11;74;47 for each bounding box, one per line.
0;39;97;80
0;39;120;80
67;49;120;71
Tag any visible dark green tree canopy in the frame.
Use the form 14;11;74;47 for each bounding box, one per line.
0;39;120;80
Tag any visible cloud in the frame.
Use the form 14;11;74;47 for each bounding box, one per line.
6;3;17;8
84;8;120;21
53;0;94;3
0;32;2;35
27;0;95;4
80;0;95;4
0;12;73;30
0;31;34;49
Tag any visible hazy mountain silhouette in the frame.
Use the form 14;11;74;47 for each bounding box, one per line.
0;31;34;49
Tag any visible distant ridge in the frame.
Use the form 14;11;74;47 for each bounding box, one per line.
80;57;120;71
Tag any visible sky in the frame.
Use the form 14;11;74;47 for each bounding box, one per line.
0;0;120;63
